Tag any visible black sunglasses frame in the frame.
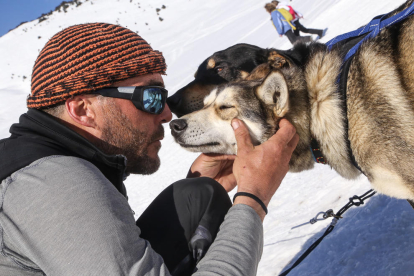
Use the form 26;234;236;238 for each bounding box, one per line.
91;86;168;115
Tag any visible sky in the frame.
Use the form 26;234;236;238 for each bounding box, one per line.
1;0;414;275
0;0;64;37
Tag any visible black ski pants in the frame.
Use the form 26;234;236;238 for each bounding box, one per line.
136;177;232;275
285;29;312;45
293;20;323;37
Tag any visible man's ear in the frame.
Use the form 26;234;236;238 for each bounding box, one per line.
65;95;97;128
256;71;289;117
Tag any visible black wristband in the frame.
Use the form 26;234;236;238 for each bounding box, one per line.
233;192;268;215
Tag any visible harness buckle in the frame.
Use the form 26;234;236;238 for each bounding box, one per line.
349;195;364;206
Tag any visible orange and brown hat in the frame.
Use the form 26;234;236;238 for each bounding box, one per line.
28;23;166;109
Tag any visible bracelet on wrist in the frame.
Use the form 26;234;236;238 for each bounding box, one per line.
233;192;268;214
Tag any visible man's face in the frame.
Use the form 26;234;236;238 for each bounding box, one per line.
94;73;172;175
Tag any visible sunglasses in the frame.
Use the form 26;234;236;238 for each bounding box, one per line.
91;86;168;114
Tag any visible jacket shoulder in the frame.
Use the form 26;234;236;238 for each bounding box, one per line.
7;155;106;184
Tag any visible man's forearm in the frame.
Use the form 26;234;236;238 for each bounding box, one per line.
194;204;263;276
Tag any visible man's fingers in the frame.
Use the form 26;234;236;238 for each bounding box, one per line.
288;133;300;149
204;153;237;161
232;119;254;153
267;118;297;146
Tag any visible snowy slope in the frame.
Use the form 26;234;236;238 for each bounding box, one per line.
1;0;414;275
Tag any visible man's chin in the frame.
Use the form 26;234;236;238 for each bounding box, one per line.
127;155;160;175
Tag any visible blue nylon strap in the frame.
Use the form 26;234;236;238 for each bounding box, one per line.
326;2;414;62
310;3;414;171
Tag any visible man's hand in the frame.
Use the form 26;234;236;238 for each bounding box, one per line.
232;118;299;221
188;153;236;192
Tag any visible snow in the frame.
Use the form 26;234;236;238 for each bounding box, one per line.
1;0;414;275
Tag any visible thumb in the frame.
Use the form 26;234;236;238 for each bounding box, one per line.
232;119;254;153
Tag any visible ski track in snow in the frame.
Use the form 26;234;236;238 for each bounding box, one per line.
1;0;414;275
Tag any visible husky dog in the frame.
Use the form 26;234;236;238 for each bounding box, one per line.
170;0;414;201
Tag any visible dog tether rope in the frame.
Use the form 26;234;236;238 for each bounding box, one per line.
279;189;376;276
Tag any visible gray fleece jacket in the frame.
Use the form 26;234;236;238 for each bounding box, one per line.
0;155;263;275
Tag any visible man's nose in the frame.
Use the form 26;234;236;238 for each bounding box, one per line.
160;103;173;123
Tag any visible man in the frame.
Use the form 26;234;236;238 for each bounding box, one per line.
271;0;327;40
0;23;299;275
265;3;312;45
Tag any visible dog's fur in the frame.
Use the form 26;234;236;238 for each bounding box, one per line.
169;0;414;201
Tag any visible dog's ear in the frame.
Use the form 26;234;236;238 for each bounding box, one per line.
245;64;271;81
256;71;289;117
268;49;289;69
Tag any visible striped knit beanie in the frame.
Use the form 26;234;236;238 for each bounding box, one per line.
28;23;166;109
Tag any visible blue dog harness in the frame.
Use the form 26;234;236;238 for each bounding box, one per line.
310;3;414;170
326;3;414;61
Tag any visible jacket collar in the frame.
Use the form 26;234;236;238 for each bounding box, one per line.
0;109;128;197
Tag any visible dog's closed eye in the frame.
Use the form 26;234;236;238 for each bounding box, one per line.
219;105;234;110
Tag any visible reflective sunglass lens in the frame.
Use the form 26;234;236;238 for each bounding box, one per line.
143;88;164;114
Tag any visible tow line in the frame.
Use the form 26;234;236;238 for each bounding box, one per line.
279;189;376;276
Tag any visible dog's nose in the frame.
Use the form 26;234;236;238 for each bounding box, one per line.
169;119;188;134
167;94;182;109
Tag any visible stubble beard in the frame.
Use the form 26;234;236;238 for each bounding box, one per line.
94;99;163;175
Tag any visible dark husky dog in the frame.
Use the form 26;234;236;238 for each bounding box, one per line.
170;0;414;201
166;43;286;118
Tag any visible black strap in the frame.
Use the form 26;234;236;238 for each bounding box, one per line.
308;55;362;171
407;200;414;210
233;192;268;214
337;55;364;173
310;138;326;164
